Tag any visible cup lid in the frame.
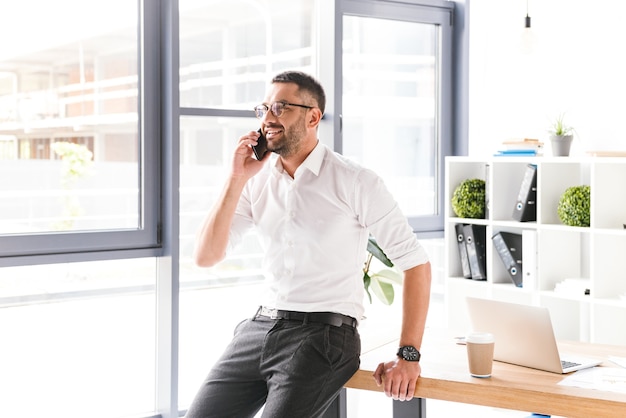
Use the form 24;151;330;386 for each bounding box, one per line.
466;331;494;343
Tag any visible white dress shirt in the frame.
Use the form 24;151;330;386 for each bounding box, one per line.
228;142;429;321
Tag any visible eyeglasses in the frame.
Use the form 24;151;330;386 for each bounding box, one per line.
254;101;314;119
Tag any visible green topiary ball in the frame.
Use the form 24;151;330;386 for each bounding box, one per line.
451;178;486;219
557;185;590;227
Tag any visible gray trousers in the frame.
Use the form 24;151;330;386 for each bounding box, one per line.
185;314;361;418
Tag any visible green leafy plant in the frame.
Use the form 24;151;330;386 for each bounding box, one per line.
451;178;486;219
363;237;402;305
52;142;94;186
549;113;574;137
557;185;590;227
51;142;94;230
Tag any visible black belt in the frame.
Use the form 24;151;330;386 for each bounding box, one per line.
255;306;357;329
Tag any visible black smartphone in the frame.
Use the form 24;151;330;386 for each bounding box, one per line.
252;128;268;160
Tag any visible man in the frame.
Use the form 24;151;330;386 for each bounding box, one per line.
187;71;431;418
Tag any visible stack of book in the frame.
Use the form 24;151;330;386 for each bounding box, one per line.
494;138;544;157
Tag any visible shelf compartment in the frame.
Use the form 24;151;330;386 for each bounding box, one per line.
537;161;588;226
537;228;590;292
592;303;626;345
592;232;626;299
490;161;536;222
540;295;589;342
592;161;626;229
445;159;488;219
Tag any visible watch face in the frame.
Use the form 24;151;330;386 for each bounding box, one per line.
400;346;420;361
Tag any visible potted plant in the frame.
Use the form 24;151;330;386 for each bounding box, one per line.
451;178;486;219
557;185;590;227
363;236;402;305
548;113;574;157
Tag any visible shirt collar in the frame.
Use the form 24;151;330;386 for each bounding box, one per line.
297;141;324;177
272;141;325;178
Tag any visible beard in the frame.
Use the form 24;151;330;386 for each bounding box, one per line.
266;117;307;158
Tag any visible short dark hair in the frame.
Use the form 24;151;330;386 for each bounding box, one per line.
272;71;326;114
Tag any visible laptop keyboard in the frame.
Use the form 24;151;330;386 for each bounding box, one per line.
561;360;581;370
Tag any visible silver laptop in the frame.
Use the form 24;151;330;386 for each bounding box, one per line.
466;297;602;374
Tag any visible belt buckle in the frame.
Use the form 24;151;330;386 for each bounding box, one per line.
262;307;279;319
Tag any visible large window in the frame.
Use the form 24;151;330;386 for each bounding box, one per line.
0;258;157;417
0;0;160;261
340;0;453;233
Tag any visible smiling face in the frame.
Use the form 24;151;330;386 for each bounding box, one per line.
260;82;318;158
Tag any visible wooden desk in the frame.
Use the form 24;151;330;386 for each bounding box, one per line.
342;327;626;418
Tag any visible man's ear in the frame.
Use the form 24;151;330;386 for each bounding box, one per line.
308;107;323;128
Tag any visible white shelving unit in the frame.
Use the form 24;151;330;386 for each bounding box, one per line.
445;156;626;346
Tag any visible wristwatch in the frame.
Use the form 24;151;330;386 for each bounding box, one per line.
397;345;421;362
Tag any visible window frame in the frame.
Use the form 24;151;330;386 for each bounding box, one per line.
336;0;455;237
0;0;163;267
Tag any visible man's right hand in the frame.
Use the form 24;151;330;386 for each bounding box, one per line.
193;130;269;268
231;130;270;180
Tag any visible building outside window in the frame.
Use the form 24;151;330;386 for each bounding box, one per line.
0;0;141;235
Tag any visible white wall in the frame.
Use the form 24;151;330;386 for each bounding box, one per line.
469;0;626;156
